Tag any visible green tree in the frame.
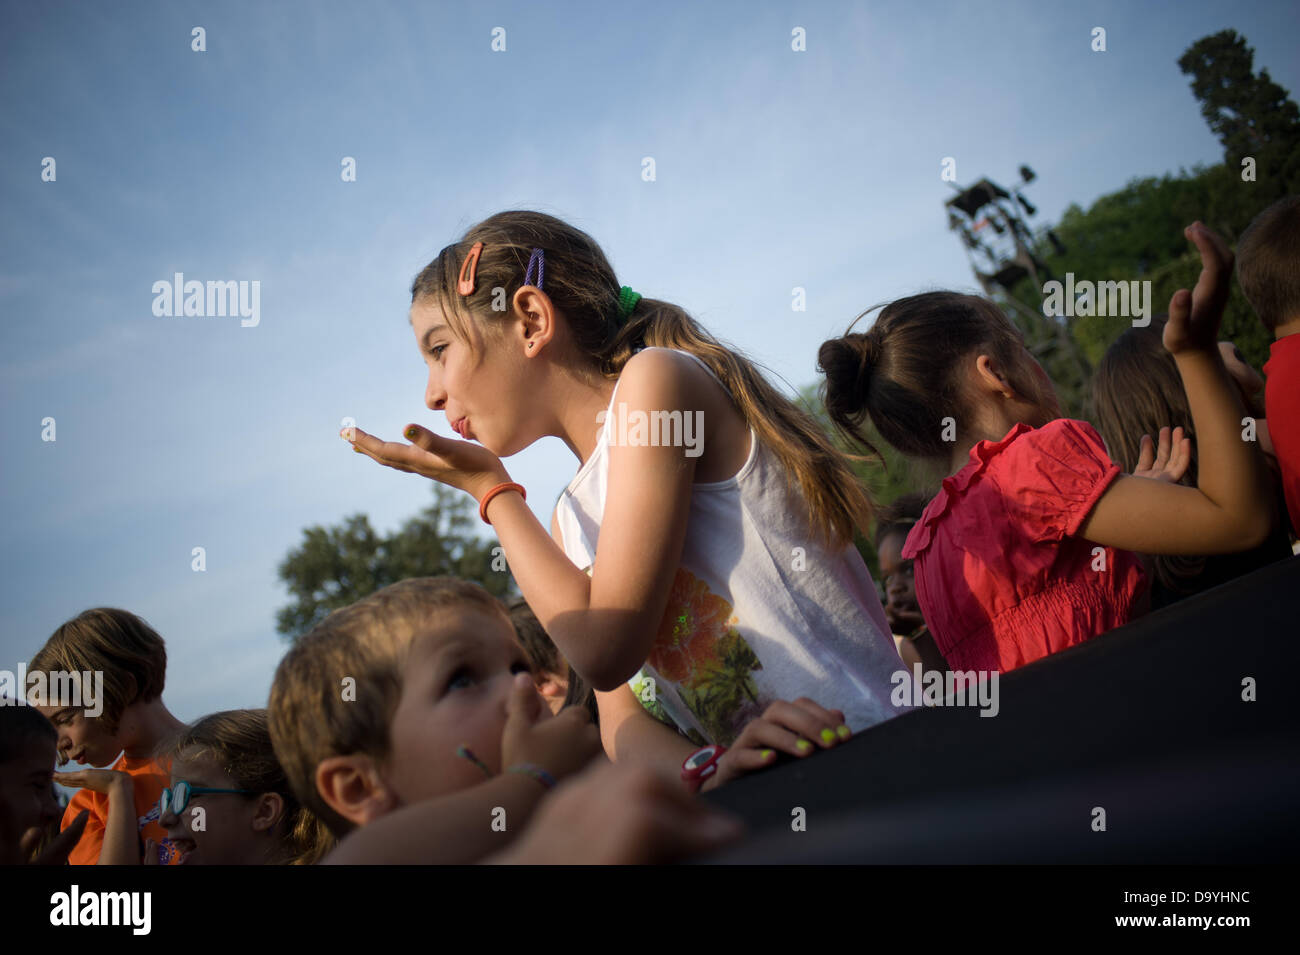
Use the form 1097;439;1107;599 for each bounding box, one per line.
1178;29;1300;207
276;484;515;642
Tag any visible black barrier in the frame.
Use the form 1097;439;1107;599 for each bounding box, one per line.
700;555;1300;863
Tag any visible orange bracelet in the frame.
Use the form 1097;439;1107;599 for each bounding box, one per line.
479;482;525;524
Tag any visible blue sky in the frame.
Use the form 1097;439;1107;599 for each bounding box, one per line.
3;0;1298;729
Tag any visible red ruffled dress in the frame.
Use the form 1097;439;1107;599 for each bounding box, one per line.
901;419;1148;674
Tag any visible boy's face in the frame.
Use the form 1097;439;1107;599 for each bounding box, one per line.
0;736;62;852
161;749;265;866
382;605;538;805
34;705;121;767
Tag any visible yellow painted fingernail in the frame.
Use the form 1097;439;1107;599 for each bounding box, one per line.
795;739;812;754
819;728;835;745
836;724;851;740
759;749;774;761
405;427;418;440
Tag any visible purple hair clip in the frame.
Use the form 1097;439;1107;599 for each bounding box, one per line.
524;248;545;290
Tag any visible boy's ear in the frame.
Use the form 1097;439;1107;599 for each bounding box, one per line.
316;755;397;829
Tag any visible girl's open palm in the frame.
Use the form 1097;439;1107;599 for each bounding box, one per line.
1132;426;1192;484
53;768;131;793
344;424;509;499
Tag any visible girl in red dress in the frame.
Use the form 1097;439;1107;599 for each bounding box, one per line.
818;223;1274;675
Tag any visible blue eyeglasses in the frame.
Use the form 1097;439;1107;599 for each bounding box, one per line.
158;780;254;817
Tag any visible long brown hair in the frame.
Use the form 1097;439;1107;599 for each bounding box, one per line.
173;709;333;865
1094;318;1207;594
411;210;873;547
819;291;1054;462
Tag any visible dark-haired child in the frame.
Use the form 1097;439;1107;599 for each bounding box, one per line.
0;702;86;864
875;493;948;677
1237;195;1300;539
819;223;1272;674
507;596;598;724
1095;318;1292;607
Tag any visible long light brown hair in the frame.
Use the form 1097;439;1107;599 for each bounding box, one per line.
412;210;874;548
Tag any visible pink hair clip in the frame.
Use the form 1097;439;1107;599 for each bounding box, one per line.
457;241;484;295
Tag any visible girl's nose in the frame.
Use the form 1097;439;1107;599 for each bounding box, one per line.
426;370;446;412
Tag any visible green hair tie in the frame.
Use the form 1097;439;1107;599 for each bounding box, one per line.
617;286;642;323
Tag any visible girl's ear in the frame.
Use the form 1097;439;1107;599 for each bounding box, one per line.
974;353;1015;398
513;287;558;354
250;792;286;833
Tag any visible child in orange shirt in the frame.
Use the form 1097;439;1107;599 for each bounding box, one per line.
30;608;188;864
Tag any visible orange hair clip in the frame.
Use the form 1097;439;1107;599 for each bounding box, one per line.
457;241;484;295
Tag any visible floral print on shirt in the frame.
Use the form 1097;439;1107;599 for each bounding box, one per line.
645;567;763;746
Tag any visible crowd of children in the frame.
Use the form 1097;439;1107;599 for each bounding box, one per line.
2;198;1296;865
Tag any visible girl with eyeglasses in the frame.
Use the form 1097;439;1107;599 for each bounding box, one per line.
154;709;331;865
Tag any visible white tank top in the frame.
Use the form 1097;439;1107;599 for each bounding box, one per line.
553;347;910;746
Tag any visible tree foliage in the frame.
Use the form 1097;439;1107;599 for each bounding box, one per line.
276;484;514;643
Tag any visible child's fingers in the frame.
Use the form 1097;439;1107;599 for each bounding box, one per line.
751;701;836;753
785;698;850;746
502;672;543;742
35;811;88;865
143;838;160;865
348;429;425;473
1185;222;1233;320
1136;433;1155;473
1152;426;1172;471
633;794;744;862
1171;434;1193;481
724;745;783;775
1185;221;1234;274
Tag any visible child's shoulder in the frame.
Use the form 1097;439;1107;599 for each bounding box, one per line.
987;418;1113;483
1265;331;1300;374
966;418;1108;475
617;347;720;401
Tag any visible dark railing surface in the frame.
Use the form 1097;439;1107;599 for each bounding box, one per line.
701;556;1300;863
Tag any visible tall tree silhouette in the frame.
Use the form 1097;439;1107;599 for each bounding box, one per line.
1179;30;1300;206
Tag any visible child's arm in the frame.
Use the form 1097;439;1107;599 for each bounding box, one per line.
352;349;704;691
323;771;552;865
482;761;743;865
490;350;702;688
55;769;139;865
1081;223;1274;555
595;685;698;771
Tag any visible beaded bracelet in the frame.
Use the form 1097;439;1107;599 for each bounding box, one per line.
506;763;556;790
478;482;526;524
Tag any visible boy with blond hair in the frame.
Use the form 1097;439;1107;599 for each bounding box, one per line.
268;576;739;863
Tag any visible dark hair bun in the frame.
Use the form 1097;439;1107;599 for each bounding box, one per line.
818;333;874;413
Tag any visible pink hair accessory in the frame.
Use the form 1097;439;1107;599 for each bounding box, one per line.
457;241;484;295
